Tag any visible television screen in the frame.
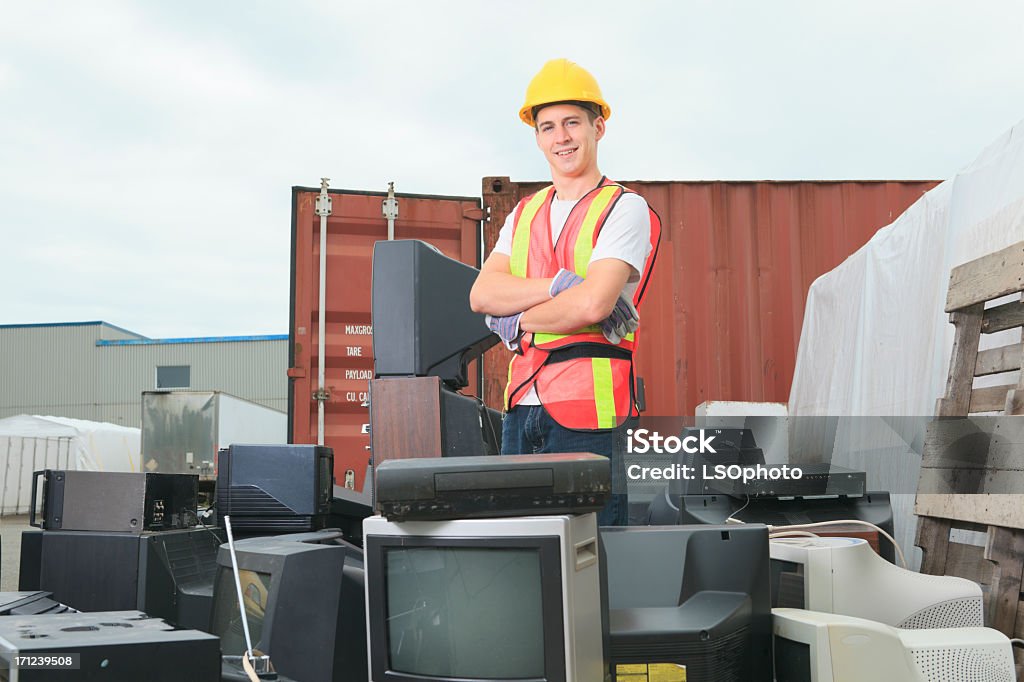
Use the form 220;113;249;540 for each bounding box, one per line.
385;547;545;678
211;568;273;654
365;514;605;682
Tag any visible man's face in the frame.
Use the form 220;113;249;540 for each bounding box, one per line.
534;103;605;180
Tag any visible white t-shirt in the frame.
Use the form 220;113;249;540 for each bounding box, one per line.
491;189;654;404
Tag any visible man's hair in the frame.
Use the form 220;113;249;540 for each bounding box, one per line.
532;100;600;129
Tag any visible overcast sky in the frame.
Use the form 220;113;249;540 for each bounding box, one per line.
2;1;1023;338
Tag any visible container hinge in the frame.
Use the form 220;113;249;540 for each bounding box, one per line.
315;178;333;217
382;181;399;240
463;207;486;221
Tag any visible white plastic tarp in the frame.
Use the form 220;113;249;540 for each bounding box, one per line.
0;415;141;515
788;120;1024;569
790;120;1024;416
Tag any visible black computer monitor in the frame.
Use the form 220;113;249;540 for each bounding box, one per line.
371;239;498;389
363;514;606;682
209;530;366;682
600;524;773;682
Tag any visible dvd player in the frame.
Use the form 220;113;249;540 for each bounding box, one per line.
374;453;610;520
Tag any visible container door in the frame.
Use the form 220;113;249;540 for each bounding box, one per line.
288;185;484;492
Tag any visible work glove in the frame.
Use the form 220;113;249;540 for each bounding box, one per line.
485;313;525;352
600;294;640;344
549;268;584;296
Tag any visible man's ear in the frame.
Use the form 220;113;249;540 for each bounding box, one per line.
594;116;606;141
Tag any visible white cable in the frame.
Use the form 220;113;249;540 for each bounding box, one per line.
769;531;822;540
724;494;750;524
768;519;907;569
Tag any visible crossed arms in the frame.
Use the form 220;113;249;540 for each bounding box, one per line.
469;254;632;335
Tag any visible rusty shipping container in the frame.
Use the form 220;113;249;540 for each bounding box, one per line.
290;179;938;492
289;187;482;491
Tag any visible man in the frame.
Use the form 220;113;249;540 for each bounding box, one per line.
469;58;660;525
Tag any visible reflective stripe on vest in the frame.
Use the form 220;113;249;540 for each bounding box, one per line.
571;185;620;275
509;186;553;278
591;357;616;429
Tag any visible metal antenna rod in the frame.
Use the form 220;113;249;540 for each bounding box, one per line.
223;515;256;660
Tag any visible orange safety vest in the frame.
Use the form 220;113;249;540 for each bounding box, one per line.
503;178;661;430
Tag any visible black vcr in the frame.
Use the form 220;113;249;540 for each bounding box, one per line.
374;453;610;520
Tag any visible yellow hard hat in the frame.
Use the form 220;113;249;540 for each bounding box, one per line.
519;58;611;127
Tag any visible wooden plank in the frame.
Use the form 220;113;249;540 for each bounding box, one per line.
945;240;1024;312
1008;328;1024;415
937;304;985;416
943;538;991;585
983;526;1024;636
975;342;1023;376
981;299;1024;334
970;385;1014;413
915;494;1024;529
1015;601;1024;673
918;467;1024;494
1007;388;1024;415
915;515;952;575
920;416;1024;469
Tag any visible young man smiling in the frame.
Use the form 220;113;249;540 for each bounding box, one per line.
470;58;661;526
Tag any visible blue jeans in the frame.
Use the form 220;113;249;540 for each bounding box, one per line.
501;405;629;526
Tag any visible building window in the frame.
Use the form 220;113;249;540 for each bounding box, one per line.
156;365;190;389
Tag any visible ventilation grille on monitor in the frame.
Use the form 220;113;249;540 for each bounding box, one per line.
227;516;314;529
611;624;750;681
898;597;984;630
219;485;292;514
161;533;220;585
910;644;1014;682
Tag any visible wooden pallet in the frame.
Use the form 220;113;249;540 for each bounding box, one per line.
913;240;1024;674
916;517;1024;640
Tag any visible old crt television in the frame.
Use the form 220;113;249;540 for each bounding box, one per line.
772;608;1015;682
601;524;773;682
209;530;366;682
363;513;605;682
770;537;983;629
371;239;498;389
216;444;334;532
